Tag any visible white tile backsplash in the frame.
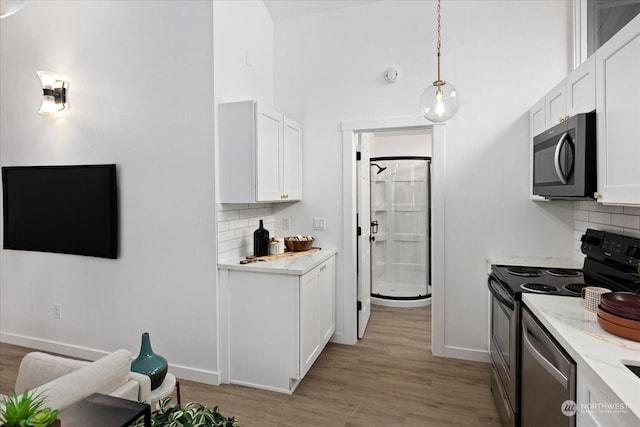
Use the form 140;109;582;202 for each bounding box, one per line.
574;201;640;258
217;203;275;262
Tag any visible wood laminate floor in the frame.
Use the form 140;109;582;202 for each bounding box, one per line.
0;305;500;426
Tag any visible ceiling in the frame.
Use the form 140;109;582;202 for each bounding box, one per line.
263;0;374;21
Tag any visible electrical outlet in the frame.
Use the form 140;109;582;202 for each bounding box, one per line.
53;303;62;319
313;217;326;231
282;217;291;230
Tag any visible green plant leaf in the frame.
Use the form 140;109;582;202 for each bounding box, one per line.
131;397;237;427
0;390;52;427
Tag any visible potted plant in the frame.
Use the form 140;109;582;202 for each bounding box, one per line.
0;390;59;427
133;397;237;427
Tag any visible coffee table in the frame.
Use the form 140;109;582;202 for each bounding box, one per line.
59;393;151;427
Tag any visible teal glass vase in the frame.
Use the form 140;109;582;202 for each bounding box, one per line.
131;332;168;390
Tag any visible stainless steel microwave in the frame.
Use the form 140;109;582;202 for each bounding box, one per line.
532;112;596;199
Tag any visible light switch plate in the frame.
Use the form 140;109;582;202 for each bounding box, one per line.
313;217;326;231
282;217;290;230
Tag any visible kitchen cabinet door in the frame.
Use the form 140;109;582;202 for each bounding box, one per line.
576;365;640;427
318;256;336;344
545;80;567;128
256;109;284;202
300;256;335;377
566;55;595;117
300;264;321;378
282;117;302;201
595;15;640;206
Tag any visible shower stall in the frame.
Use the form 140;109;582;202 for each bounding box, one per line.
370;157;431;307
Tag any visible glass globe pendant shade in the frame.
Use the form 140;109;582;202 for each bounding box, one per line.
0;0;26;18
421;80;459;123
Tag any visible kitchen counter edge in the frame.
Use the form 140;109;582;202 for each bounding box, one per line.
218;247;338;276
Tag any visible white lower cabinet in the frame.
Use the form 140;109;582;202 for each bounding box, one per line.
576;365;640;427
227;255;336;393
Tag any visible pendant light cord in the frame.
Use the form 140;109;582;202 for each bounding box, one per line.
436;0;442;83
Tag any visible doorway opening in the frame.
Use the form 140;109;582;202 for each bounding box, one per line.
356;128;433;337
341;117;445;355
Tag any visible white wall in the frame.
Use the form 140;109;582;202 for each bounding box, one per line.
273;0;576;359
369;129;432;158
213;0;273;107
0;1;218;383
213;1;276;261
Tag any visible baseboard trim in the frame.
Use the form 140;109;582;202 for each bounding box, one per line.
443;345;491;363
329;331;344;344
1;332;221;386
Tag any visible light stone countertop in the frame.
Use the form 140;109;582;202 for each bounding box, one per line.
218;246;337;276
523;294;640;420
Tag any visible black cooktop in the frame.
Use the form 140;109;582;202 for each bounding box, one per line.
491;265;589;299
490;228;640;300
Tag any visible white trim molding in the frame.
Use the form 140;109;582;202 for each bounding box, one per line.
0;332;221;385
573;0;589;69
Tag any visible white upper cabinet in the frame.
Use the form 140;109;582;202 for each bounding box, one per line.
532;55;596;135
219;100;303;203
566;54;596;117
595;14;640;206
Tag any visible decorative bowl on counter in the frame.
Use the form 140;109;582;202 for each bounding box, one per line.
284;236;314;252
597;306;640;342
600;292;640;321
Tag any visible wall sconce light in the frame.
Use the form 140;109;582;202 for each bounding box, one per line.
36;71;68;115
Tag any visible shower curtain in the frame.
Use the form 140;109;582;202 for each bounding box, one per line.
370;157;431;300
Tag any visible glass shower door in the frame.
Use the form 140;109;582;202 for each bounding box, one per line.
370;158;430;300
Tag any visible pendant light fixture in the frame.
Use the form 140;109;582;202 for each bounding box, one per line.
420;0;459;123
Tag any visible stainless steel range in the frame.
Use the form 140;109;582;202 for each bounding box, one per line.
488;228;640;427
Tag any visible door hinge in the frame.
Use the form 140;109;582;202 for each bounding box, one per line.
356;151;361;161
357;301;362;311
357;226;362;236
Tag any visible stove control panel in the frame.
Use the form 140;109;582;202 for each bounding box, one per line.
581;229;640;265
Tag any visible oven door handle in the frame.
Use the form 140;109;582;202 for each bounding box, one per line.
521;322;569;388
553;132;569;185
488;276;514;310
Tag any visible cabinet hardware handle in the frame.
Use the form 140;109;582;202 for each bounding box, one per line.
320;265;327;272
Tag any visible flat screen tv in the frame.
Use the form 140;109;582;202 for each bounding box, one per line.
2;164;118;259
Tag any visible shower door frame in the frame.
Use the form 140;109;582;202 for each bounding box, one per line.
369;156;432;301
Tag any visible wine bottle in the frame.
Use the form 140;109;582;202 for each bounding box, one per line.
253;219;270;256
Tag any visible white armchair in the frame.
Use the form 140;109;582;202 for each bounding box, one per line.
3;349;151;411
